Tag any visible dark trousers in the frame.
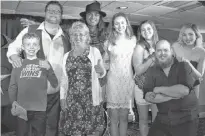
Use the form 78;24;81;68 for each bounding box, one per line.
148;118;198;136
16;111;46;136
45;92;60;136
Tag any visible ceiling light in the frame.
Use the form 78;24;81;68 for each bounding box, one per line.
116;6;128;9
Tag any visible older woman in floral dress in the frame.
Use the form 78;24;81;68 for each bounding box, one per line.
59;21;106;136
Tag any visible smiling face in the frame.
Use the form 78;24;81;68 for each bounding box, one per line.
22;38;40;58
141;23;154;41
182;28;197;46
71;30;88;47
86;11;100;27
45;4;62;24
155;40;173;68
114;16;127;34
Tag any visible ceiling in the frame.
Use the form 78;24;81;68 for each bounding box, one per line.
1;0;205;33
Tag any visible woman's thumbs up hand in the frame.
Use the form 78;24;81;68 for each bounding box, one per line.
94;59;104;75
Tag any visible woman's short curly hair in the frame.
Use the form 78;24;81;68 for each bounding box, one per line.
69;21;91;45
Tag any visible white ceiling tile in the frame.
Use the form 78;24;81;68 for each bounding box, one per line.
189;6;205;14
160;10;205;31
162;10;205;23
1;1;19;10
103;1;146;13
63;1;93;8
128;1;159;6
135;5;176;16
160;1;191;8
25;1;65;5
63;1;111;8
63;6;84;16
17;2;45;13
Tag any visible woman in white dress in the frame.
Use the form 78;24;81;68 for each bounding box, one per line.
172;23;205;98
104;12;136;136
132;20;158;136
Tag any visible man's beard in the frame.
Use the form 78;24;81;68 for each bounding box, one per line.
156;55;173;69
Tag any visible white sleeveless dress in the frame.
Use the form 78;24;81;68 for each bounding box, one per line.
105;37;136;109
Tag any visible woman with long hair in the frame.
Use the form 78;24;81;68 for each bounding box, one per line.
104;12;136;136
172;23;205;98
80;1;107;55
132;20;158;136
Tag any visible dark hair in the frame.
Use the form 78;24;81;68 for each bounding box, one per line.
82;14;106;39
45;1;63;14
137;20;159;52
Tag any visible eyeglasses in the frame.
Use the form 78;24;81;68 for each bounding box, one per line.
46;9;61;14
72;33;87;38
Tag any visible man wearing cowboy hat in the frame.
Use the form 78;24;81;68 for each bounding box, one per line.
80;1;107;55
80;1;106;18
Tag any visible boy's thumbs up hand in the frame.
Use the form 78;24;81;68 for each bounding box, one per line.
94;59;104;75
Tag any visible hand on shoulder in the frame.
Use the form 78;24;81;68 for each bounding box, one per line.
196;35;203;48
10;54;22;68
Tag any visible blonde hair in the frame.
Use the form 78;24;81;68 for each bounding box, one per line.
107;12;134;45
69;21;91;45
22;33;40;45
178;23;203;46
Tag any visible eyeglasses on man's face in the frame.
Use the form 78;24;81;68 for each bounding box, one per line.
46;9;61;14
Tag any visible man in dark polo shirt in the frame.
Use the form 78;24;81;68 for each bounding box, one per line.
144;40;199;136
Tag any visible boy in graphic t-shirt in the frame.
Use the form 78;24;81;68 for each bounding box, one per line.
8;33;58;136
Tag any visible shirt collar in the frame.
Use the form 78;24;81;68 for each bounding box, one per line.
37;22;65;37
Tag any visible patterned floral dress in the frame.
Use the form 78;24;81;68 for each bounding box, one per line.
59;47;104;135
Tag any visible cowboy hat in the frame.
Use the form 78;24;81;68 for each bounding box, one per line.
80;1;106;18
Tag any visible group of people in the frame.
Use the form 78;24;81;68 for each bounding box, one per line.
4;1;205;136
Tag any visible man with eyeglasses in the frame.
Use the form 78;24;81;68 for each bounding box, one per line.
7;1;71;136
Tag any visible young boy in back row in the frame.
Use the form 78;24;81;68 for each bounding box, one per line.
8;33;58;136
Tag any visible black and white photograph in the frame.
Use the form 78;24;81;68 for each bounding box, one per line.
1;1;205;136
